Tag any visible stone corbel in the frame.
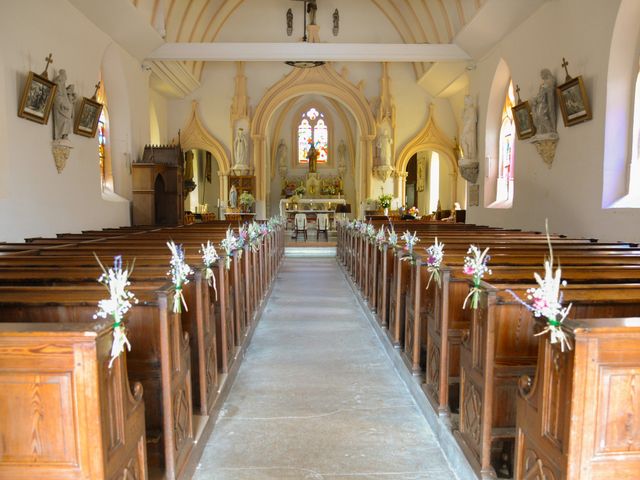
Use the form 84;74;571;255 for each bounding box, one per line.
373;165;394;182
530;133;559;167
52;139;72;173
458;159;479;184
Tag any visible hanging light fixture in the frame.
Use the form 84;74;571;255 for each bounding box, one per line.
286;0;325;68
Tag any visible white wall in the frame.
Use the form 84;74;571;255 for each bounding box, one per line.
0;0;151;241
466;0;640;243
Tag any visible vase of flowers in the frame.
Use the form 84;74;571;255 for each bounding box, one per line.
378;194;392;216
239;191;255;213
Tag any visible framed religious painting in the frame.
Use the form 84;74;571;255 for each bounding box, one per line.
74;97;103;137
17;71;57;124
557;76;592;127
511;100;536;140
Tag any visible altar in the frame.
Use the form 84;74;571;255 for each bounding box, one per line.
279;198;346;229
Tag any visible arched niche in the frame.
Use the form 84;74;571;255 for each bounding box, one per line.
251;64;377;218
395;105;458;207
180;101;232;202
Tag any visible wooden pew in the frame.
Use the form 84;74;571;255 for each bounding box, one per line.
515;317;640;479
0;322;147;480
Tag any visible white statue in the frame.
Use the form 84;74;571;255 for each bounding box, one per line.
531;69;557;135
52;69;74;140
461;95;476;160
229;184;238;208
377;130;392;166
277;139;287;168
233;128;248;168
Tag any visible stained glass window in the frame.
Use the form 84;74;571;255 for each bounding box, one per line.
497;81;516;204
98;110;106;182
298;107;328;164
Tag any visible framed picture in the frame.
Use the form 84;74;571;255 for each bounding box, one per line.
74;97;103;137
18;71;57;124
557;76;592;127
511;101;536;140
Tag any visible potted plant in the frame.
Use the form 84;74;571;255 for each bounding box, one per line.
239;191;255;212
294;184;306;197
378;194;393;216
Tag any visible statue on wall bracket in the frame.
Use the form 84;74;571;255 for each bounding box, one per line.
458;95;480;184
529;68;559;167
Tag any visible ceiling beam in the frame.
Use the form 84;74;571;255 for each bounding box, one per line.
146;42;471;63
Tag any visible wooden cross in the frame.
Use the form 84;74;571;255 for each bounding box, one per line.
562;57;571;81
92;81;100;100
41;53;53;78
515;84;522;104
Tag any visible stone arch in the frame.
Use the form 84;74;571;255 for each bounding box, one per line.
251;64;377;217
180;101;232;201
395;104;458;206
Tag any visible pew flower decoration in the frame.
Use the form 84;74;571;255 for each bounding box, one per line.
387;227;398;248
200;241;219;299
94;254;138;368
366;223;376;242
508;224;573;351
167;241;193;313
425;237;445;289
462;245;491;310
220;227;239;270
375;225;386;251
400;231;420;264
248;221;262;252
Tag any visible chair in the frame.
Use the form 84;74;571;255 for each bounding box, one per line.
293;213;307;240
316;213;329;241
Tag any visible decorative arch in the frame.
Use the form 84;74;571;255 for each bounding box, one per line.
395;104;458;204
251;64;377;218
180;101;232;202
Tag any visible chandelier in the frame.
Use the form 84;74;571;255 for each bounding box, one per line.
285;0;337;68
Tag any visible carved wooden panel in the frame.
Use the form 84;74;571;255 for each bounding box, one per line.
427;340;440;397
522;447;559;480
461;372;482;451
542;346;569;448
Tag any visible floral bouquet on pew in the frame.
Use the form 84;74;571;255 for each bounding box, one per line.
366;223;376;243
425;237;445;289
221;227;239;270
507;222;573;351
400;231;420;265
200;240;219;300
375;225;386;251
167;241;194;314
462;245;491;310
248;221;262;252
94;254;138;368
387;227;398;248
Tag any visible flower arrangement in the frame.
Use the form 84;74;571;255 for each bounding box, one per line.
200;241;219;299
294;184;306;196
220;227;239;270
408;206;420;218
167;241;194;313
400;231;420;264
366;223;376;241
375;225;386;251
94;255;138;368
508;223;572;351
425;238;445;289
462;245;491;309
239;191;255;211
378;194;393;210
248;221;262;252
387;227;398;248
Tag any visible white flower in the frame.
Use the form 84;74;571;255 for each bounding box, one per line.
167;241;194;313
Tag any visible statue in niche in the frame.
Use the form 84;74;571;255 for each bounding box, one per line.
233;127;248;172
460;95;476;160
229;184;238;209
52;69;74;140
307;0;317;25
337;140;347;177
377;130;392;166
277;139;287;168
531;69;557;134
307;144;318;174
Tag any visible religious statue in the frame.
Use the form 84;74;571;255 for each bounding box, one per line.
229;184;238;209
307;0;317;25
337;140;347;177
531;69;557;134
233;128;248;170
307;144;318;173
376;130;392;166
460;95;477;160
52;69;74;140
277;139;288;177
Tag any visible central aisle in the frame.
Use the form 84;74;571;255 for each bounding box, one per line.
194;257;457;479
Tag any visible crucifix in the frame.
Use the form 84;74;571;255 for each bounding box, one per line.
292;0;317;42
561;57;572;81
41;53;53;78
92;81;101;101
515;84;522;104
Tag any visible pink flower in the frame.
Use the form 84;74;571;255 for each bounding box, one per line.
463;265;475;275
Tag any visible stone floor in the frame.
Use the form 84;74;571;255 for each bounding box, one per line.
193;257;458;479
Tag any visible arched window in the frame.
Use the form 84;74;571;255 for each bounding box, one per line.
496;81;516;206
297;107;328;164
96;80;113;191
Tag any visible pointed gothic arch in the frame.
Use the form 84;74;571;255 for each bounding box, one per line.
251;64;377;218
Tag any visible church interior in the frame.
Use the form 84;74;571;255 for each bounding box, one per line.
1;1;639;479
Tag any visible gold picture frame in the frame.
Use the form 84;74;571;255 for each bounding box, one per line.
511;100;536;140
17;71;57;124
74;97;103;137
557;76;592;127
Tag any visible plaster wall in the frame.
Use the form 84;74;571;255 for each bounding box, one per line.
466;0;640;243
0;0;150;241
